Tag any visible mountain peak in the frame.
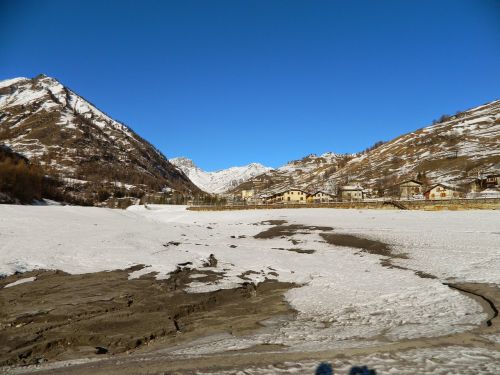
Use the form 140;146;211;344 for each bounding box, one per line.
0;75;200;198
170;158;271;193
33;73;49;80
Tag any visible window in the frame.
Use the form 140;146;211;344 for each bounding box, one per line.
441;192;446;197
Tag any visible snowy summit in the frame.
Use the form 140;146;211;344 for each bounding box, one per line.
170;156;271;193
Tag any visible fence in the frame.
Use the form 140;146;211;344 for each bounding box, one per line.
187;197;500;211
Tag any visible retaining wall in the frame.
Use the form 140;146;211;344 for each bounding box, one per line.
187;198;500;211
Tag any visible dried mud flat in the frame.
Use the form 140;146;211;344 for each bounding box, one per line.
0;266;296;368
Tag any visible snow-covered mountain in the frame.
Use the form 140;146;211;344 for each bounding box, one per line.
232;152;354;194
171;157;271;193
2;74;497;201
0;75;200;197
233;100;500;195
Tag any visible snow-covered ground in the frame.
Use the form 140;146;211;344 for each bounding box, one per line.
196;346;500;375
0;205;499;358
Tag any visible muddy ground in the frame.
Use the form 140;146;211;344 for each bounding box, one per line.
0;266;296;367
7;283;496;375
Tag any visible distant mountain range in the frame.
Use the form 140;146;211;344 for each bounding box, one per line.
0;75;200;202
170;157;270;193
1;74;498;203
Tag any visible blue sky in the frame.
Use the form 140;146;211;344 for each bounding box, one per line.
1;0;499;170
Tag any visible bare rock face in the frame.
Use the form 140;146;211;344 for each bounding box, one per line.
0;74;200;200
203;254;218;267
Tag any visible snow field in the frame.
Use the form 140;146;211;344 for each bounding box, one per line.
1;205;498;353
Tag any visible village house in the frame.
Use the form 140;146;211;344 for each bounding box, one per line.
258;193;272;204
468;173;500;198
241;189;255;201
307;190;336;203
398;179;424;200
266;188;308;204
486;174;500;188
470;173;500;192
338;185;364;201
424;183;464;200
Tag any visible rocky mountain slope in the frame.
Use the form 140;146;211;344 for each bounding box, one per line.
171;157;271;193
0;75;200;201
233;100;500;195
233;152;354;194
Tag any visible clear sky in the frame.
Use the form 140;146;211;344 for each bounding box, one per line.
1;0;499;170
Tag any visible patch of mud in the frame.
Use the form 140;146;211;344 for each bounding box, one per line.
163;241;181;247
414;270;437;279
320;233;404;258
255;224;333;239
202;254;218;267
0;267;296;367
445;283;499;327
271;247;316;254
379;259;437;280
253;220;288;226
238;270;261;281
24;281;500;375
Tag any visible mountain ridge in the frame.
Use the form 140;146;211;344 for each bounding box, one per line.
170;156;271;193
231;99;500;195
0;74;201;203
1;74;498;202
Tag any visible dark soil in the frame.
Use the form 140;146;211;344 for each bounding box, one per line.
379;259;436;279
254;224;333;239
272;247;316;254
320;233;402;258
0;266;296;367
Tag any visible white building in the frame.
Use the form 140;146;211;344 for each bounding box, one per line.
424;183;463;200
339;185;364;201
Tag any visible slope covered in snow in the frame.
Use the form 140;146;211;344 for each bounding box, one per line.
171;156;271;193
339;99;500;190
233;100;500;195
233;152;354;194
0;74;199;197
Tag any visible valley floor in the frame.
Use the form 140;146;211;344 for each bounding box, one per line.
0;205;499;374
